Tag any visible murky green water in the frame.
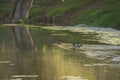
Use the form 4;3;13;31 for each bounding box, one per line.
0;26;120;80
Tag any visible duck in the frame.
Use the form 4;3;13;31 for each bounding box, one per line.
72;42;82;50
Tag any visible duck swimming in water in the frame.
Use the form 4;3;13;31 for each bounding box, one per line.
72;42;82;50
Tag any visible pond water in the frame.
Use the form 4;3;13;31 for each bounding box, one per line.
0;26;120;80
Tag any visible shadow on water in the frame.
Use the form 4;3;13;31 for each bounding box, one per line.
0;26;120;80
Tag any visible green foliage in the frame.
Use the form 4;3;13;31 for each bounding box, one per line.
92;1;120;27
74;1;120;28
105;0;120;4
0;4;11;15
18;19;25;26
46;5;73;17
93;12;120;27
0;0;120;29
30;6;42;17
74;9;99;25
0;4;11;23
46;0;90;17
29;6;43;24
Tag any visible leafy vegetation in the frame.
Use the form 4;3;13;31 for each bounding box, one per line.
74;0;120;29
46;0;90;17
0;0;120;29
0;4;11;23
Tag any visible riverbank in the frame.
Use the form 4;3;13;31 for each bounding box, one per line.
0;0;120;29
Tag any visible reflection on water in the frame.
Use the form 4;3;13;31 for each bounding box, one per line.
12;75;39;78
43;26;120;45
0;26;120;80
0;46;120;80
59;76;88;80
0;61;11;64
0;48;94;80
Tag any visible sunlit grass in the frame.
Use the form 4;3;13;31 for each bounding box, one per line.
74;1;120;28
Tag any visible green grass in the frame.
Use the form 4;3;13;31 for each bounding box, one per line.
74;9;100;25
29;6;43;23
46;0;90;17
0;0;120;29
46;5;74;17
30;6;42;17
0;4;11;14
74;1;120;28
0;4;11;23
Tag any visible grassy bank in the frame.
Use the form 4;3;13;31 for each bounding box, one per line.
0;0;120;29
74;0;120;29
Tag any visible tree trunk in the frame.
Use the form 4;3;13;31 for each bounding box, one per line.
11;0;34;50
